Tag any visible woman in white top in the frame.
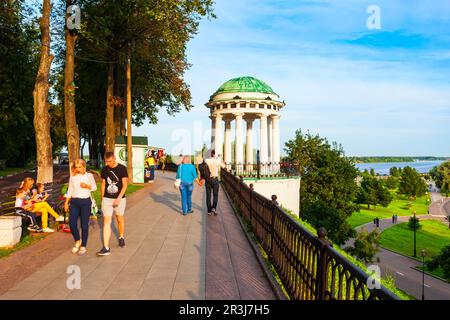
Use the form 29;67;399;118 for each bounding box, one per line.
64;159;97;255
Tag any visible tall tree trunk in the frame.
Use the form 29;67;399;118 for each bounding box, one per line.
126;43;133;183
105;60;115;152
113;63;122;136
64;0;80;173
33;0;54;184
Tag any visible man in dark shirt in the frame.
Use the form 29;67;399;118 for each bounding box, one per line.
97;152;128;256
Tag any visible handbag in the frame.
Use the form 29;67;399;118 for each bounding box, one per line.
174;164;182;188
90;193;98;217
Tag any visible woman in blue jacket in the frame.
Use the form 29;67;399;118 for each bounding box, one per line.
176;156;198;215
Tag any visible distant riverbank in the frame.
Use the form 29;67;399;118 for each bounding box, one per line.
349;156;447;164
355;161;445;175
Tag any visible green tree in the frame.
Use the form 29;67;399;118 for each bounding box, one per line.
399;166;427;198
356;174;393;209
284;130;358;245
407;216;422;230
426;244;450;281
0;1;39;167
385;176;399;189
75;0;215;152
430;161;450;197
345;228;380;263
370;168;375;176
389;166;401;177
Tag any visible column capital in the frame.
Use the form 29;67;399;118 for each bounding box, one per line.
211;113;223;120
233;112;245;118
258;113;268;119
271;114;281;120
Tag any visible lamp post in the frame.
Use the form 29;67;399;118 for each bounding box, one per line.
421;249;426;300
413;211;417;258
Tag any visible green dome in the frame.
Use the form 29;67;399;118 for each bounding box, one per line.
214;76;276;95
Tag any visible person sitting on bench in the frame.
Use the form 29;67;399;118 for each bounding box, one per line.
17;178;64;233
15;189;43;232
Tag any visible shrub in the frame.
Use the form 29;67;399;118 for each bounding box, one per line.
407;216;422;230
345;228;381;263
426;245;450;281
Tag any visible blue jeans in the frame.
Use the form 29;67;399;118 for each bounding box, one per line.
149;165;155;180
179;181;194;214
69;198;92;247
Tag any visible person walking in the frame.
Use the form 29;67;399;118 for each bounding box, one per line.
64;159;97;255
176;156;197;215
205;150;225;216
392;214;395;224
198;156;211;213
145;150;156;183
97;152;128;256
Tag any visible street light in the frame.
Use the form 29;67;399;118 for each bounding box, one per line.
413;211;417;258
421;249;426;300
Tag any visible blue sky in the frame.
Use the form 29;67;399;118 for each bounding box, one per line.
131;0;450;157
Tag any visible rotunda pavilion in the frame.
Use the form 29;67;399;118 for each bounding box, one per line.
205;76;285;170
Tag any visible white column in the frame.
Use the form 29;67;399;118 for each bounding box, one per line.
210;115;215;152
259;114;268;163
268;116;273;163
224;119;232;164
235;113;244;164
245;119;254;165
272;115;280;164
214;114;223;156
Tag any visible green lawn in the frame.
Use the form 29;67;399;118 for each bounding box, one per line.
380;220;450;259
0;233;49;259
348;193;430;228
0;167;27;177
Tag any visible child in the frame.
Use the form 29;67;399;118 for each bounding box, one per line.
35;183;49;202
15;189;43;232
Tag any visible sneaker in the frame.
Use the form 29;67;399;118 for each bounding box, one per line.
77;247;87;255
27;225;36;232
96;247;111;256
212;208;217;215
42;227;55;233
56;215;65;222
72;241;81;254
118;237;125;248
188;210;194;214
207;212;212;216
33;226;43;233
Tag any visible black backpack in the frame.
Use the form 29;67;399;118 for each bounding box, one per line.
199;161;211;181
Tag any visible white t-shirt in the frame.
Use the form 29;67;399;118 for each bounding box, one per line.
66;172;97;199
205;157;226;178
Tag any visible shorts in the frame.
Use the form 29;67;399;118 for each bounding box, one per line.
101;198;127;217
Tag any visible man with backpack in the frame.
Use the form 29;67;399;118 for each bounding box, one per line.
199;150;225;215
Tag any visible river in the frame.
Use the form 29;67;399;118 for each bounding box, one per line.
355;161;445;175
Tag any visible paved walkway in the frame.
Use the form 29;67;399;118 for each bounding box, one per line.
0;171;275;300
347;215;450;300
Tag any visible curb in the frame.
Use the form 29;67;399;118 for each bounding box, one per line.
410;266;449;284
221;184;287;300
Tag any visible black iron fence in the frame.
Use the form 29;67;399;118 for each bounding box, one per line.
221;168;398;300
